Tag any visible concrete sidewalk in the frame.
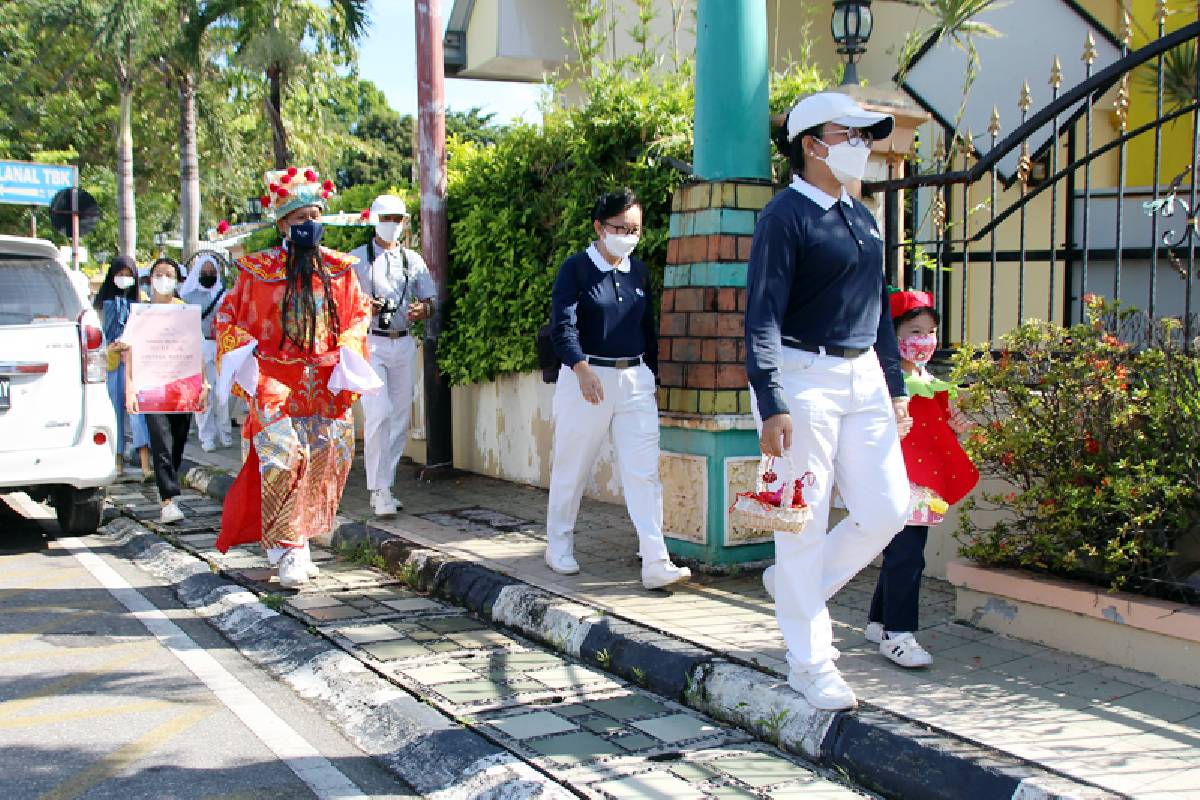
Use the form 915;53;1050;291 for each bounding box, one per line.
180;435;1200;800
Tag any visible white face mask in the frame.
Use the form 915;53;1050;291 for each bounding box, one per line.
114;275;135;290
375;221;401;243
152;275;177;296
604;232;639;260
818;141;871;185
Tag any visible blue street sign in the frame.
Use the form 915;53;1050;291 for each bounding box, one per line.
0;160;78;206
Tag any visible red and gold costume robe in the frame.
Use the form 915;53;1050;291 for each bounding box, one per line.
214;245;371;553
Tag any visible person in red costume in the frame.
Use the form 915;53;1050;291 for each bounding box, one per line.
865;290;979;667
214;166;380;588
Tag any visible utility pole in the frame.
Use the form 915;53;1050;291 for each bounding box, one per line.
415;0;453;478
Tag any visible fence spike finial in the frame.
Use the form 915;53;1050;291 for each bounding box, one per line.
1019;80;1033;113
1050;56;1063;90
1082;31;1097;65
989;106;1002;137
1115;74;1130;132
1017;141;1033;186
932;191;947;234
933;134;947;165
1155;0;1169;27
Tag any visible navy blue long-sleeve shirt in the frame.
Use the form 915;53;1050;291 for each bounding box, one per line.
744;179;905;421
550;245;658;373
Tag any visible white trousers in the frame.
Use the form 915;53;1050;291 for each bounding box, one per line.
546;363;670;564
362;334;417;492
755;348;909;675
195;340;232;446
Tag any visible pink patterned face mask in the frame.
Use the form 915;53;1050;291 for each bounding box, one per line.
898;333;937;364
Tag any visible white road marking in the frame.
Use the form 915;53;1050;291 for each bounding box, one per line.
59;536;369;800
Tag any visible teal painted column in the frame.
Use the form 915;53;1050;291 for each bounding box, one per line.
694;0;770;181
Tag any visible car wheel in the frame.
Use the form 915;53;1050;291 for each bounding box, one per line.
54;487;104;535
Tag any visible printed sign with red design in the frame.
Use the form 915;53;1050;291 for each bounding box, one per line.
122;303;205;413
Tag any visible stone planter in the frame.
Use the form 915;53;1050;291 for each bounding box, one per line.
947;559;1200;688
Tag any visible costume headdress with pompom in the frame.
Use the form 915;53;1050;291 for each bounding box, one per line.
259;166;337;220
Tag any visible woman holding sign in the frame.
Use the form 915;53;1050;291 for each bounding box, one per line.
214;166;377;589
113;257;208;524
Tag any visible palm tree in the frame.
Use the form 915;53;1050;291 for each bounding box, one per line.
96;0;166;255
234;0;368;169
166;0;240;258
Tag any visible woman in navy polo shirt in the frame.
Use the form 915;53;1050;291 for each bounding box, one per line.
546;188;691;591
744;93;914;710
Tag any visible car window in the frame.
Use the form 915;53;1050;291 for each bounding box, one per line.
0;257;84;325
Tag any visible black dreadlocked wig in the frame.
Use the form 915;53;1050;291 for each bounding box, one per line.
279;243;342;352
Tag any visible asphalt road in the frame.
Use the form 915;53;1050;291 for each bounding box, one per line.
0;493;418;800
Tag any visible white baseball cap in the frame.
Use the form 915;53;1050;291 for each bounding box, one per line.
786;91;894;143
369;194;408;220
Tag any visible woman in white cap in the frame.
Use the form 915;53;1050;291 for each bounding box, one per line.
350;194;437;517
546;188;691;591
744;92;913;710
180;251;233;452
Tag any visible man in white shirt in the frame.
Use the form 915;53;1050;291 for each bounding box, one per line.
350;195;436;517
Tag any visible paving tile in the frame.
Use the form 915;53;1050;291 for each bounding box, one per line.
286;595;346;610
527;731;624;766
359;639;433;662
938;641;1026;669
591;771;705;800
380;597;449;614
1045;672;1143;703
435;677;547;704
400;662;479;685
421;616;485;633
587;695;673;721
631;713;723;744
304;605;366;622
1094;689;1200;724
487;710;579;740
711;752;820;789
613;733;658;752
446;629;518;649
531;665;620;691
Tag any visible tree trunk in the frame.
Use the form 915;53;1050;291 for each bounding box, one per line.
116;75;137;256
178;69;200;259
267;65;289;168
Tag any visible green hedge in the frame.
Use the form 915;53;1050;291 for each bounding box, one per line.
438;60;829;387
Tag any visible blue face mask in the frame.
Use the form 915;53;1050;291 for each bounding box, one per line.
289;219;324;247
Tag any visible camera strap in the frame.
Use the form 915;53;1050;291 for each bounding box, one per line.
368;239;410;329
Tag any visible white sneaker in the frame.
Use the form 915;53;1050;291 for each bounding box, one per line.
219;435;234;448
864;621;884;644
787;667;858;710
278;550;309;589
200;441;216;453
299;543;320;579
880;631;933;668
762;565;776;600
371;489;398;518
642;560;691;590
159;501;185;524
545;550;580;575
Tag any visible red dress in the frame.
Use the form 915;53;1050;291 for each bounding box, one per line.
901;371;979;525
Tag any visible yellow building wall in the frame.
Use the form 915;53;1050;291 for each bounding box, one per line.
1126;0;1196;187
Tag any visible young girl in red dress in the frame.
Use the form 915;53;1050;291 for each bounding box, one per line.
866;290;979;667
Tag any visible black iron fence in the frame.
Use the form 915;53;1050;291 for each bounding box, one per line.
866;17;1200;351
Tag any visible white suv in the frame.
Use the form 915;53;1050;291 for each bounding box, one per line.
0;235;117;533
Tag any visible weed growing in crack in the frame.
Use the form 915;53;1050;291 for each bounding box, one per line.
260;593;284;612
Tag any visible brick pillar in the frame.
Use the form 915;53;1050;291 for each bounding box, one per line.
655;179;776;569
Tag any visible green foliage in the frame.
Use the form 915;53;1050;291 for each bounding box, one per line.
438;60;694;386
951;297;1200;594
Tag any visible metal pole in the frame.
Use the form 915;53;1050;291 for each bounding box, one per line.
415;0;453;478
29;205;36;238
70;186;80;270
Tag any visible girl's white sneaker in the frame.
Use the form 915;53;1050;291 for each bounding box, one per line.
879;631;933;668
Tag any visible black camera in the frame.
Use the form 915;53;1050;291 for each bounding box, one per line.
375;297;400;330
